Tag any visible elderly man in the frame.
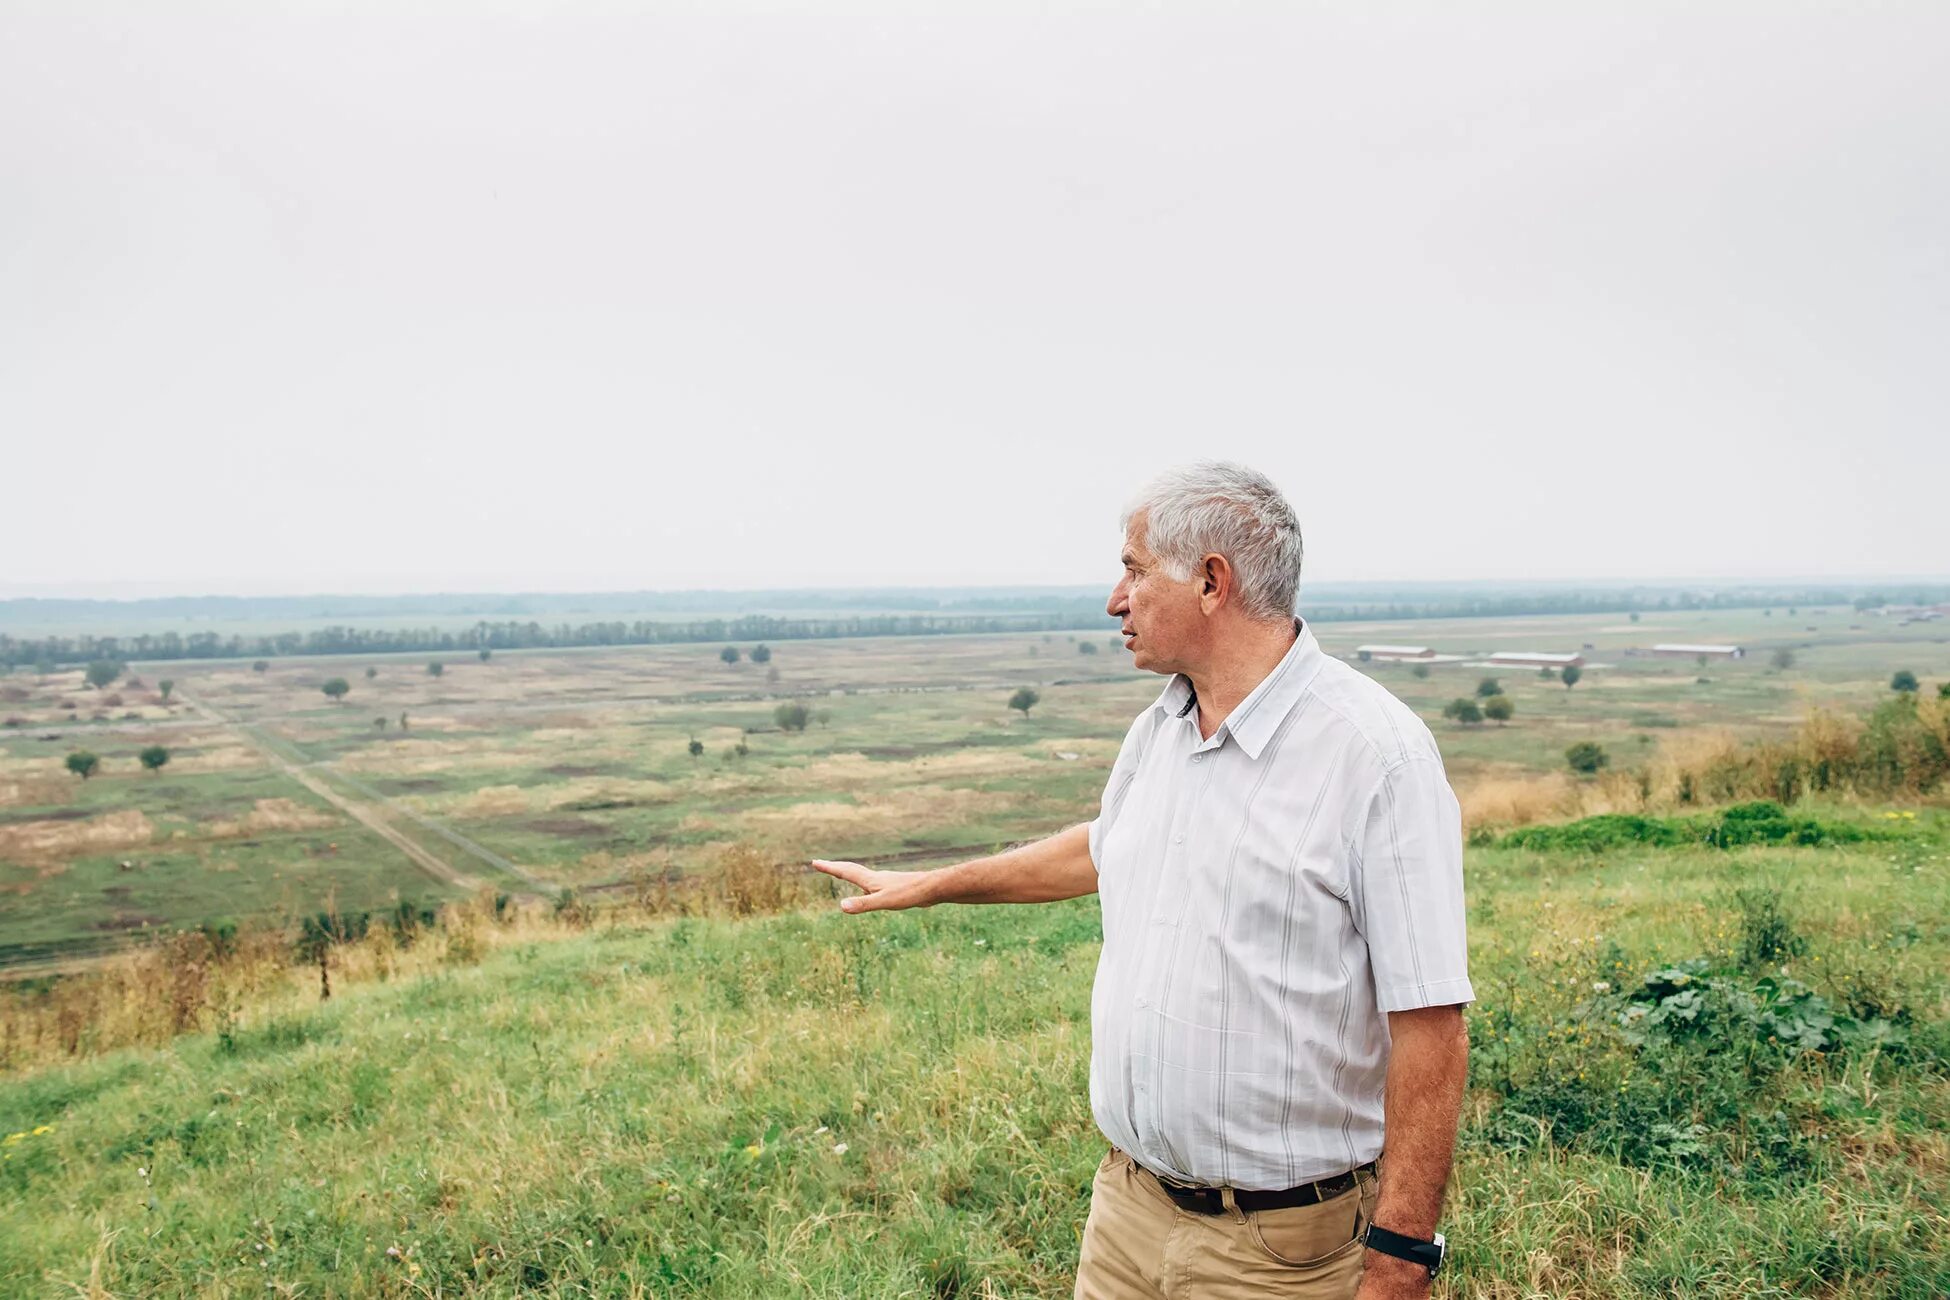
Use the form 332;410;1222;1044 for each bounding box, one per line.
813;461;1472;1299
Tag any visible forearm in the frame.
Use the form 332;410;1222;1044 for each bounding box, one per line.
1363;1006;1468;1292
921;822;1097;905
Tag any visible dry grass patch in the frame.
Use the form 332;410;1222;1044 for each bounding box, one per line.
0;778;72;809
537;778;675;811
165;744;266;775
453;785;534;818
203;798;339;838
0;810;155;863
740;786;1001;840
1458;773;1576;830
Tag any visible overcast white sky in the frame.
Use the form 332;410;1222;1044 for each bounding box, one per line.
3;2;1946;599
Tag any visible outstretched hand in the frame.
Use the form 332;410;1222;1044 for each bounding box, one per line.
809;859;935;914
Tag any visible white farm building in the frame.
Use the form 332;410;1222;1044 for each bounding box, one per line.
1652;643;1746;659
1354;645;1436;662
1487;650;1585;669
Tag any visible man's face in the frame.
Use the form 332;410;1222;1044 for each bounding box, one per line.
1106;516;1205;674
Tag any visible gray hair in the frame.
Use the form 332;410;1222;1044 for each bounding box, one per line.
1119;461;1304;623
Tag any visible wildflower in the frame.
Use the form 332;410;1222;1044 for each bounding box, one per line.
31;1125;53;1136
832;1142;849;1155
814;1125;829;1135
743;1142;763;1159
386;1245;402;1259
1592;981;1611;993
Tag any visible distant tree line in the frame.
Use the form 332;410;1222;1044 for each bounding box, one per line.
1;613;1109;669
6;581;1945;670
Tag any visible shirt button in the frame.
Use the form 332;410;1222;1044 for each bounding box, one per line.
1191;754;1203;764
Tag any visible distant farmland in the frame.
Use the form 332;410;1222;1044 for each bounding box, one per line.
2;604;1945;970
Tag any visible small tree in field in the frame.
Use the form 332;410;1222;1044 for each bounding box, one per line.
156;678;175;702
478;648;492;662
1770;648;1795;671
1560;664;1583;690
365;666;377;680
139;744;169;772
427;661;444;677
66;750;100;779
1476;677;1503;698
1483;695;1515;725
773;701;810;732
750;644;771;664
688;736;704;760
1539;666;1556;680
815;708;832;729
374;716;388;731
1078;641;1099;655
252;659;269;673
1009;686;1041;717
85;660;123;690
1411;663;1431;679
322;678;351;703
399;711;410;732
1441;698;1483;725
1566;741;1609;774
720;646;740;665
1891;670;1919;693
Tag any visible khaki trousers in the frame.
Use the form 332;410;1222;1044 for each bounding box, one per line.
1074;1147;1379;1300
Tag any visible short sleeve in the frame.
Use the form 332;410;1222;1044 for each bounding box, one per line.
1088;713;1151;872
1349;755;1475;1012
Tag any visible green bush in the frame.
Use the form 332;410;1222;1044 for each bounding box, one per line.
1499;803;1874;853
1565;741;1609;773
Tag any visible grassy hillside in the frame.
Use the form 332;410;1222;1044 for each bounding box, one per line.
3;805;1946;1297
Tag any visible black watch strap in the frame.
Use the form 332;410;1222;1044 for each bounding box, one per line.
1363;1223;1445;1277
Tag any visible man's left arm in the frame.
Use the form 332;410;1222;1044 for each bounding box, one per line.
1359;1005;1468;1299
1348;753;1476;1298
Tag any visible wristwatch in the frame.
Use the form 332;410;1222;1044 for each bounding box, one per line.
1363;1224;1446;1277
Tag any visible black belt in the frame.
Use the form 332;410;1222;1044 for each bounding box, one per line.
1136;1153;1376;1216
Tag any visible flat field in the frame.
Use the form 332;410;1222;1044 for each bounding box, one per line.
3;607;1946;965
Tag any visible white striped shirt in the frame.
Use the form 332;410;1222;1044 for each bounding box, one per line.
1086;616;1475;1191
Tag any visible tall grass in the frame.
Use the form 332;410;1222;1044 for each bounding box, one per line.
1459;694;1950;834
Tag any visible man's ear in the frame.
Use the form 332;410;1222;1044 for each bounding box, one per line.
1200;554;1230;607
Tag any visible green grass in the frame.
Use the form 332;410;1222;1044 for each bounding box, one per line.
2;813;1946;1297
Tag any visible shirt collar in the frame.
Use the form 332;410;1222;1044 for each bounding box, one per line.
1150;617;1324;761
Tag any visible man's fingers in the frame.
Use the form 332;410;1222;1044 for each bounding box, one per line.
839;890;886;914
810;858;871;889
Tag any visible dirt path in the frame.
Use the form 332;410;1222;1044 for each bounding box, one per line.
176;691;503;897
